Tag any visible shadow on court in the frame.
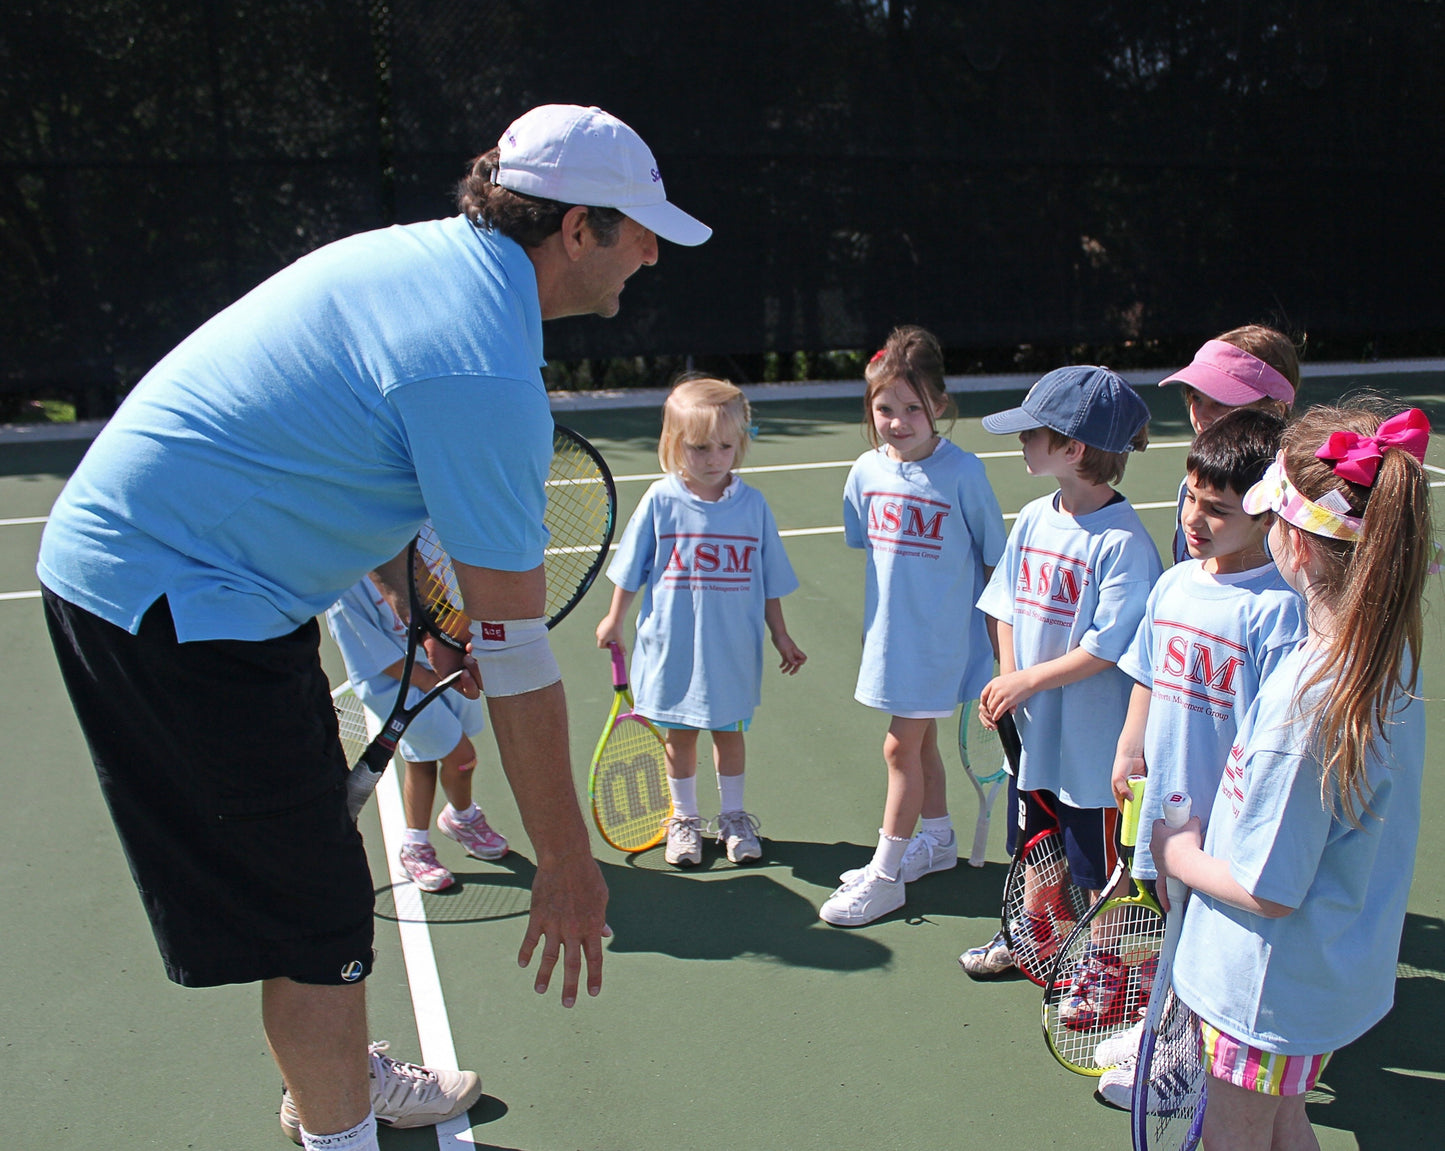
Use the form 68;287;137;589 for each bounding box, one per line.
1307;912;1445;1150
375;843;1014;972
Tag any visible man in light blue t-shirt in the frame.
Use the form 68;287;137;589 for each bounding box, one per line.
39;105;709;1151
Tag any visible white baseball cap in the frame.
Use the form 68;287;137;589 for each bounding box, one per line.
494;104;712;246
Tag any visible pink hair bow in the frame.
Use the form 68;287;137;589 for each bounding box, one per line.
1315;408;1430;486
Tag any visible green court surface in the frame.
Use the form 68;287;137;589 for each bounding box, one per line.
4;370;1444;1150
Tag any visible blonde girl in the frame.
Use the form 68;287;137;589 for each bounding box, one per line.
1153;399;1432;1150
597;377;805;866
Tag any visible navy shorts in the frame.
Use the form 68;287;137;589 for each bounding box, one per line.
43;588;376;988
1016;788;1118;890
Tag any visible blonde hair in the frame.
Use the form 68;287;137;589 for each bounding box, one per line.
862;326;957;448
1281;398;1432;823
658;376;751;474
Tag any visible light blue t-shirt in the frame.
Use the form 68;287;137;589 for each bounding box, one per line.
843;440;1006;714
606;474;799;728
1119;561;1307;878
38;216;552;642
1172;646;1425;1055
324;578;485;763
976;491;1163;808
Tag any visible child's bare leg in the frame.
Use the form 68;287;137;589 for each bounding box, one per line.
436;735;478;813
918;720;948;819
1202;1075;1312;1151
664;727;700;781
400;758;439;830
662;727;703;866
880;716;930;838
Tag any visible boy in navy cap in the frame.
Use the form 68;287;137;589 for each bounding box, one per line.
961;366;1163;978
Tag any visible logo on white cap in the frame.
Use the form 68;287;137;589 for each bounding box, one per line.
495;104;711;246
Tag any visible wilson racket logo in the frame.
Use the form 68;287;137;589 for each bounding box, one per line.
599;753;669;825
479;622;506;642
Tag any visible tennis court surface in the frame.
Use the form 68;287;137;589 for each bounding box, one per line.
4;367;1443;1149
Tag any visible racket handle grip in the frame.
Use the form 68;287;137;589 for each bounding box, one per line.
606;640;627;687
345;763;383;823
1162;791;1192;906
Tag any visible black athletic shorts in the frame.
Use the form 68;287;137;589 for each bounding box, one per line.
1016;787;1119;891
43;588;375;988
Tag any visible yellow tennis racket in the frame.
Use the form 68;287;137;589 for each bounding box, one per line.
588;641;669;852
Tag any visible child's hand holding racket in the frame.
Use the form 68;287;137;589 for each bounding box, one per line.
1150;812;1204;912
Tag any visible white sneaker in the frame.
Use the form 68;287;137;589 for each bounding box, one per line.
714;810;762;863
278;1040;483;1144
1095;1055;1137;1110
959;928;1015;978
664;815;704;866
839;829;958;885
1094;1019;1146;1068
818;864;905;926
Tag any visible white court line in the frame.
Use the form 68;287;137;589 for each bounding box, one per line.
375;761;477;1149
1;590;40;600
0;516;47;526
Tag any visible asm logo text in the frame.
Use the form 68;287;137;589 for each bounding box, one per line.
1015;546;1088;625
864;489;948;555
661;533;758;589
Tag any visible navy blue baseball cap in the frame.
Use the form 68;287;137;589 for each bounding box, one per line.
981;365;1150;453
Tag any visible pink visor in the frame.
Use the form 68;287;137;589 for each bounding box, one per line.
1159;340;1295;406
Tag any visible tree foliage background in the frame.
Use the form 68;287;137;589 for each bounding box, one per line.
3;1;1443;410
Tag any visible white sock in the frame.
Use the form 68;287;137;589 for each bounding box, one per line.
920;815;953;842
870;831;909;881
668;775;699;818
717;772;746;814
300;1112;379;1151
402;828;430;847
448;802;481;823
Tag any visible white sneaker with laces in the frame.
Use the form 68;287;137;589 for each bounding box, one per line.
398;843;454;892
840;829;958;885
1094;1055;1137;1110
1094;1019;1146;1068
818;864;905;926
958;928;1015;977
437;804;509;860
664;815;704;866
714;810;762;863
278;1040;483;1144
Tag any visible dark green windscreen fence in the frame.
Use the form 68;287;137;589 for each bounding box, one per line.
4;1;1442;411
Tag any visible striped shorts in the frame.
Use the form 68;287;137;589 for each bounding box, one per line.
1200;1019;1331;1096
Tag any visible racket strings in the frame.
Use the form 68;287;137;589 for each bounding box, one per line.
1004;835;1091;984
593;716;671;851
412;526;469;646
1044;897;1165;1072
543;439;613;620
1141;990;1206;1145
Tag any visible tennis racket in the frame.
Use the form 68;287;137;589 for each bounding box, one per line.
588;641;670;852
959;701;1009;867
1043;776;1165;1075
1132;792;1206;1151
998;712;1093;986
343;425;618;821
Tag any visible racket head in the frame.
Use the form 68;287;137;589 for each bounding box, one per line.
411;526;469;651
1132;986;1206;1151
1043;885;1165;1074
545;425;617;627
589;712;669;852
1002;827;1090;985
958;701;1008;866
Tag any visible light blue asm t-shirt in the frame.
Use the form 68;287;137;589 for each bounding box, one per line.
38;216;552;641
607;475;799;728
843;440;1006;714
1172;646;1425;1055
1119;560;1306;878
976;491;1163;808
